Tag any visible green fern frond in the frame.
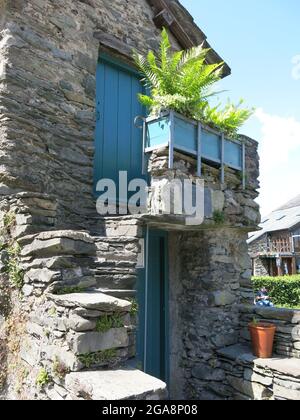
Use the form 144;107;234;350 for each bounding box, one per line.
160;28;171;71
132;30;253;136
178;45;209;70
138;94;155;109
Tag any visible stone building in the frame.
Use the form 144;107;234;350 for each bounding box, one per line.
249;195;300;277
0;0;264;400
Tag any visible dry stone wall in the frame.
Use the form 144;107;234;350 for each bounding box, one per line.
0;196;145;399
0;0;264;401
0;225;143;400
170;228;253;400
218;343;300;400
215;306;300;400
248;234;270;277
147;135;260;231
240;305;300;359
145;144;261;400
0;0;165;231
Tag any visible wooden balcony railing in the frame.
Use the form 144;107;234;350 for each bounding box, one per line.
257;237;293;255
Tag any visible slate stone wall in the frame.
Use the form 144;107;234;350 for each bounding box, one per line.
217;305;300;400
218;342;300;400
240;305;300;359
0;0;263;401
248;234;270;277
147;136;260;230
146;145;260;399
0;0;165;231
168;228;252;400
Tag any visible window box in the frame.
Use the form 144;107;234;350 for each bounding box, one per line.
143;110;246;187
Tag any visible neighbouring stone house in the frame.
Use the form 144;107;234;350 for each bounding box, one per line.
249;195;300;277
6;0;298;401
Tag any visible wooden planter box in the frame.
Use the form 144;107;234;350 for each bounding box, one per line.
143;111;246;187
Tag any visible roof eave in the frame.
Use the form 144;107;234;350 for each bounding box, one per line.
146;0;231;78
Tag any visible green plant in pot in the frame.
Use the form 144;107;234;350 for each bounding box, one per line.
133;28;254;138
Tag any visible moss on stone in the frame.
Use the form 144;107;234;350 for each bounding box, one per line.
78;349;118;368
95;314;124;333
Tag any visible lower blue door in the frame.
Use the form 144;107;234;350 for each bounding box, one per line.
137;229;169;383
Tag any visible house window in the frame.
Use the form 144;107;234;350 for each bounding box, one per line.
293;235;300;253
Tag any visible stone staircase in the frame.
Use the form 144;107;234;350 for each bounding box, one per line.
1;196;163;399
15;229;166;400
65;369;166;401
93;236;140;299
217;344;300;400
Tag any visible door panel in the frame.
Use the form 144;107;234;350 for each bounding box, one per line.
137;229;169;383
94;56;145;196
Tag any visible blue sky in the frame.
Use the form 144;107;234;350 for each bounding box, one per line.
181;0;300;215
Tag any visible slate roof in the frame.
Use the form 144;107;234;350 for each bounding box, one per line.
248;196;300;244
276;194;300;211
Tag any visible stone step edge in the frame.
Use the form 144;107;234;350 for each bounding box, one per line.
46;290;132;312
218;344;300;379
64;367;167;400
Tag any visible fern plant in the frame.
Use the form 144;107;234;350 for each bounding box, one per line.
203;100;254;137
133;29;254;137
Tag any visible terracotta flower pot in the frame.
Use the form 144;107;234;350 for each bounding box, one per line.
248;323;276;359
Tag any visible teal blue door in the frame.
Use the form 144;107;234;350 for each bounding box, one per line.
94;55;145;196
137;229;169;383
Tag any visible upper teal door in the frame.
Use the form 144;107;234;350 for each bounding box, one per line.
94;55;145;195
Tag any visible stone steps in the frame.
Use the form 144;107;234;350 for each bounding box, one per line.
64;368;167;400
94;236;139;260
92;234;140;296
95;288;136;299
36;289;166;400
94;274;137;292
22;291;135;373
48;290;132;313
13;228;154;400
17;228;151;400
218;344;300;400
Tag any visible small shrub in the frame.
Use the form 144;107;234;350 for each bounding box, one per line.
36;368;50;388
48;307;57;317
6;244;24;289
129;299;139;317
213;210;225;225
3;212;16;230
52;357;69;380
78;349;117;368
96;314;124;333
251;317;260;326
252;275;300;309
54;286;86;295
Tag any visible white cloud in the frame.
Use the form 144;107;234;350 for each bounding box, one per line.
255;109;300;216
